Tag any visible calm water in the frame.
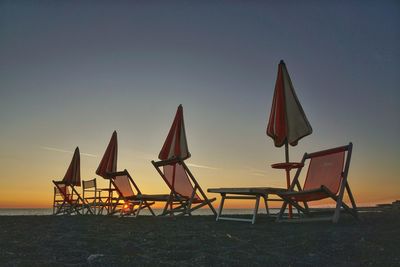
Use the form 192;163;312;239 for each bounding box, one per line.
0;208;53;216
0;208;280;216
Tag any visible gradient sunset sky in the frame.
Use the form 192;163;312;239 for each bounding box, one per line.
0;1;399;208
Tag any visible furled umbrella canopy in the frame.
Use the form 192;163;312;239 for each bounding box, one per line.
158;104;191;161
267;60;312;149
96;131;118;178
62;147;81;186
267;60;313;218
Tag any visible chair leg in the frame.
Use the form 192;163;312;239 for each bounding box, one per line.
185;186;198;215
145;201;156;216
135;201;143;218
53;190;56;215
252;196;260;224
161;192;173;216
329;193;358;219
331;188;346;223
182;162;217;216
54;201;64;215
346;183;359;219
295;181;309;212
216;194;226;222
332;202;341;223
277;200;288;221
263;195;270;215
277;197;308;220
291;200;309;214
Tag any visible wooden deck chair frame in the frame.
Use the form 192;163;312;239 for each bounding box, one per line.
52;181;93;215
276;142;358;223
152;158;217;217
106;170;156;217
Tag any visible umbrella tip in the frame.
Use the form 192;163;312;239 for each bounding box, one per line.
75;147;80;152
279;59;285;64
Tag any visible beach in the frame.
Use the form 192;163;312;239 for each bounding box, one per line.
0;210;399;266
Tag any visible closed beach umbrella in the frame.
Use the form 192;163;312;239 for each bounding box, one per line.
96;131;118;178
62;147;81;186
267;60;312;162
159;104;191;161
267;60;312;217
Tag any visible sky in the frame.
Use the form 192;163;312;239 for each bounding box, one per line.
0;1;399;208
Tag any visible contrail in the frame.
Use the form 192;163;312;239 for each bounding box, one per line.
40;146;98;158
186;163;219;170
133;153;219;170
250;172;266;177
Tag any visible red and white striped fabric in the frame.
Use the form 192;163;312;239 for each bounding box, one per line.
267;60;312;147
96;131;118;178
62;147;81;186
158;105;191;161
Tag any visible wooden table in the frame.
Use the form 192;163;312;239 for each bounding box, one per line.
208;187;288;224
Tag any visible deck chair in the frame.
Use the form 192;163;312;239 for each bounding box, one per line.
106;170;157;217
52;181;93;215
83;178;105;215
276;142;358;223
52;147;93;215
152;158;217;216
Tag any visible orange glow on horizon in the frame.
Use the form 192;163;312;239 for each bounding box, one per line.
0;149;399;210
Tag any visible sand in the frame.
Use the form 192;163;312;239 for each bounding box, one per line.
0;210;399;266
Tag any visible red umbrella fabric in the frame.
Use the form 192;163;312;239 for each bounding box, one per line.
62;147;81;186
267;60;312;149
267;60;312;218
158;104;191;161
96;131;118;178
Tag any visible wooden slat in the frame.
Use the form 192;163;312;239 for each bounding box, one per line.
134;194;172;201
225;196;258;200
208;187;287;194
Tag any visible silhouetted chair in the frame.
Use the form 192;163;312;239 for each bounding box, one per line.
277;143;358;223
152;158;217;216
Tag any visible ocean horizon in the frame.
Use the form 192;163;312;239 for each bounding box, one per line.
0;208;282;216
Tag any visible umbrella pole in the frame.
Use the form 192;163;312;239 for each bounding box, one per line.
285;142;289;163
285;142;293;218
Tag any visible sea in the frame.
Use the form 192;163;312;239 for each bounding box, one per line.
0;208;281;216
